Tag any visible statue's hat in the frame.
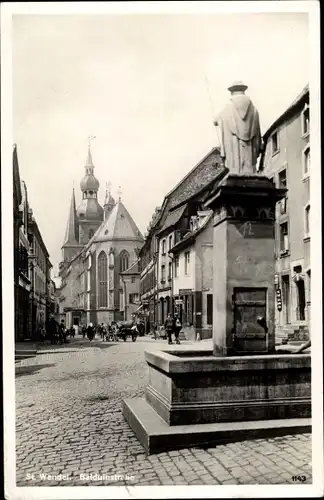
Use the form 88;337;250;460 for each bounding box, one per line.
228;80;248;92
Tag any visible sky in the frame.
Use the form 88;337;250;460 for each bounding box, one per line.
12;10;310;279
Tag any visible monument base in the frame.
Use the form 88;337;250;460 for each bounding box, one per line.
123;398;311;455
123;348;311;454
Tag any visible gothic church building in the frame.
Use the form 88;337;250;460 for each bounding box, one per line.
58;146;144;327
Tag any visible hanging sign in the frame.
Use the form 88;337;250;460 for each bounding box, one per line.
276;288;282;311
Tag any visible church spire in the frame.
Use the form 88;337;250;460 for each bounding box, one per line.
63;188;78;246
85;135;96;175
104;181;116;220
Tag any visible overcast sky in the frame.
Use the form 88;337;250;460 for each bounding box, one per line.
12;10;309;278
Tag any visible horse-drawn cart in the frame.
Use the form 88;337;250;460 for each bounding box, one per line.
117;321;138;342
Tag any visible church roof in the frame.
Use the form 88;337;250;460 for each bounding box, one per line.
62;189;79;247
120;260;140;275
90;200;144;243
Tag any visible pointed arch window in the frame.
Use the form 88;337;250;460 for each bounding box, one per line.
119;250;129;272
98;251;108;307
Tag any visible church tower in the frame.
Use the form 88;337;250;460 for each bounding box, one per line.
76;143;104;244
61;188;83;262
103;181;116;220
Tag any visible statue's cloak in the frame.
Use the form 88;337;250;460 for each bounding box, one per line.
216;95;262;173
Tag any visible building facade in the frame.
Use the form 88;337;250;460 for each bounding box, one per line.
13;145;32;341
139;147;224;334
58;146;143;327
260;84;310;343
171;210;214;339
120;261;141;321
27;211;52;337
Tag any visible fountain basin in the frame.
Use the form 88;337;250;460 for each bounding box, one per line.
122;348;311;454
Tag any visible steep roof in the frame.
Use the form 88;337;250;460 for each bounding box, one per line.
263;84;309;141
157;203;188;235
62;189;79;247
13;144;22;206
170;211;213;254
152;147;221;231
91;200;144;243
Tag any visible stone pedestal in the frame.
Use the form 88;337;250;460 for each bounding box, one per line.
204;174;286;356
123;347;311;454
122;174;311;455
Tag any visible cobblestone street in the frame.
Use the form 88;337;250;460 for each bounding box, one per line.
15;336;312;487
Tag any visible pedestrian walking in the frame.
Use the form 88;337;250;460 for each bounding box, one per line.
87;323;95;342
46;315;58;344
59;320;66;344
153;323;160;340
164;313;175;345
82;325;87;338
174;314;182;345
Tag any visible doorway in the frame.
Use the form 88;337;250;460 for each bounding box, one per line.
282;275;290;324
296;279;306;321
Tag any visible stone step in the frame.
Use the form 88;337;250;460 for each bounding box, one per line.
15;354;37;361
123;398;311;455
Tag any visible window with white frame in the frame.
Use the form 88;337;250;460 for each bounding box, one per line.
272;131;279;155
302;104;310;136
174;255;179;278
278;168;288;214
161;264;166;282
303;147;310;175
129;293;140;304
305;204;310;237
280;222;289;253
168;234;172;250
184;251;190;275
168;262;172;281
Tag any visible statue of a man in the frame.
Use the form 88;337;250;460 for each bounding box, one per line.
213;81;262;174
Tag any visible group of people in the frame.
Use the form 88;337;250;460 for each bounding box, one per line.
45;316;69;345
163;313;182;345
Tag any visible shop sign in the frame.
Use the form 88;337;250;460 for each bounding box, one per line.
276;288;282;311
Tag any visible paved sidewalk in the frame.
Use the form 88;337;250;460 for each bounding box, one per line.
15;337;312;486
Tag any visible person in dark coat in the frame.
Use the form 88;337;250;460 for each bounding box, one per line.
164;313;175;345
174;314;182;345
46;315;58;345
87;323;95;342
